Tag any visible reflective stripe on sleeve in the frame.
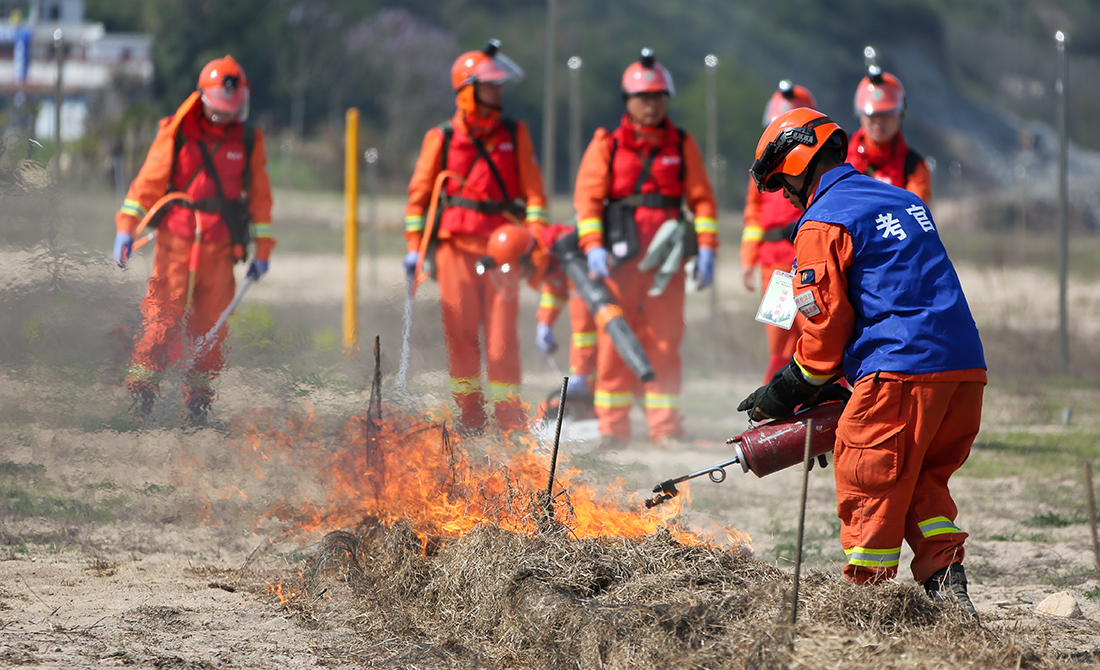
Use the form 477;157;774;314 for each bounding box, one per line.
694;217;718;235
577;217;602;238
539;292;566;311
252;222;273;239
741;226;764;242
525;206;547;222
405;215;426;233
794;358;834;386
121;199;148;219
918;516;963;538
844;546;901;568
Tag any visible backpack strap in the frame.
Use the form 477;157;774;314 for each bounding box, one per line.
903;147;924;180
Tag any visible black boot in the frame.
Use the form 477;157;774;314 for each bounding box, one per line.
129;383;157;422
185;399;210;429
924;563;980;622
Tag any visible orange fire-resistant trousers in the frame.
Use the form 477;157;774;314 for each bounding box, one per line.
595;259;685;442
127;231;236;407
834;372;985;586
568;293;597;378
436;238;525;433
760;263;806;383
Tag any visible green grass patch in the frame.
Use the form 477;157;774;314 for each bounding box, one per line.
1022;510;1088;527
965;430;1100;478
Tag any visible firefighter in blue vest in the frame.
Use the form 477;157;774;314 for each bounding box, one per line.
739;107;985;621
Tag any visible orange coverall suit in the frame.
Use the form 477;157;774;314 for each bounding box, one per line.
791;169;984;586
405;111;547;433
846;128;931;204
117;92;274;408
574;115;718;443
741;181;806;383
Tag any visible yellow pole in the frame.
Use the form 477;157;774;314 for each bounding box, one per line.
343;108;360;358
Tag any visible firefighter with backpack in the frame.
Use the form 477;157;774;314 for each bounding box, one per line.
741;80;818;383
848;47;931;203
113;55;273;426
403;40;547;436
573;49;719;450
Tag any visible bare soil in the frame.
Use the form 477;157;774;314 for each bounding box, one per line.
2;188;1100;668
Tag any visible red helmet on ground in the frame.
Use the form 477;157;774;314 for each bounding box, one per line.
854;46;905;116
621;48;675;96
451;39;524;91
750;108;847;194
762;80;817;127
485;224;534;271
197;55;250;123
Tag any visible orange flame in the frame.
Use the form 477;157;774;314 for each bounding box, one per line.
237;404;750;552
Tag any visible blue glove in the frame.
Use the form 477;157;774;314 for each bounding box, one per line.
246;259;269;281
536;322;557;355
404;251;420;283
695;247;715;290
567;373;588;397
586;247;610;279
113;232;133;268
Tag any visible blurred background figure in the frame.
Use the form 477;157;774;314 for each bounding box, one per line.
114;55;274;427
573;49;718;450
847;46;932;204
403;39;547;436
740;80;817;383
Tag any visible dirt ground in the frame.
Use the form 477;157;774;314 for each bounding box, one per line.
2;188;1100;667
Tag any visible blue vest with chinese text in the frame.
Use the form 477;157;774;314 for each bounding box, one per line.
797;164;985;382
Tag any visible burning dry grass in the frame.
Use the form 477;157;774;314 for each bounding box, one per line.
261;522;1081;670
235;402;1090;668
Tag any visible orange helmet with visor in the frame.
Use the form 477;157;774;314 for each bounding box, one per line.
197;55;250;123
750;108;847;195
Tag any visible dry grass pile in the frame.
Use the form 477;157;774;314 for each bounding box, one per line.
274;521;1085;669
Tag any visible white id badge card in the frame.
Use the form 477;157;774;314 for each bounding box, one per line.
755;270;797;330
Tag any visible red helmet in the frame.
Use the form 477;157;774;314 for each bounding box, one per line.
854;46;905;116
485;224;534;271
451;39;524;91
762;80;817;127
750;108;847;194
621;48;675;96
197;55;250;122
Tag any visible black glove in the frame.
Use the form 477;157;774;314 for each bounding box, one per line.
736;359;822;421
809;382;852;406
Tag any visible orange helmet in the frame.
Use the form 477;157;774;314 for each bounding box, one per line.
750;108;847;194
451;39;524;91
762;80;817;127
621;48;675;96
197;55;250;122
854;46;905;116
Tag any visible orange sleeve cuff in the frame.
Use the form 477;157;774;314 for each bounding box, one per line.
253;237;276;262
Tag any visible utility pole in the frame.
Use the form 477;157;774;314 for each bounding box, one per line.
567;56;582;192
704;55;719;329
1055;30;1069;374
365;147;379;289
52;29;64;183
542;0;558;215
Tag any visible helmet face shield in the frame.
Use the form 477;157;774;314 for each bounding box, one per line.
454;50;524;90
201;82;250;122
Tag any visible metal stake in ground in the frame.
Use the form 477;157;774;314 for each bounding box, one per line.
1085;460;1100;581
545;376;570;518
789;418;814;630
